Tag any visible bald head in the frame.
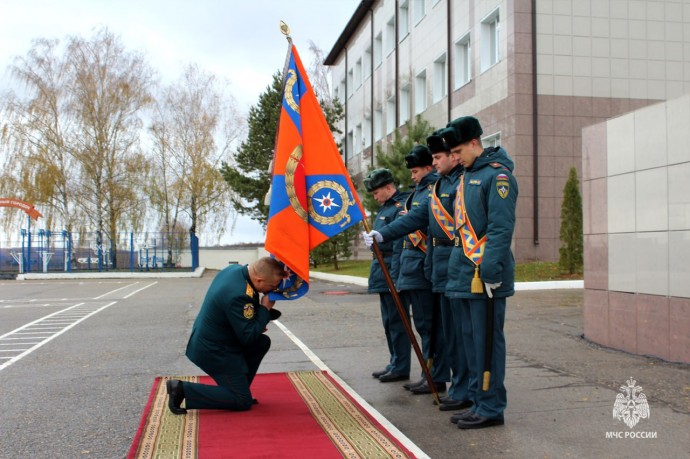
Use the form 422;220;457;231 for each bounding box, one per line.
249;257;285;292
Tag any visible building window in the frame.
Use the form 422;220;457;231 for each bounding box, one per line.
386;96;396;134
385;17;396;56
454;34;471;88
374;106;383;141
433;53;447;103
481;8;500;72
355;124;362;154
355;58;362;89
339;78;346;101
363;115;372;148
413;0;426;25
347;68;353;98
374;32;383;67
347;130;354;159
400;84;410;124
415;70;427;115
399;0;409;39
364;46;372;78
483;132;501;147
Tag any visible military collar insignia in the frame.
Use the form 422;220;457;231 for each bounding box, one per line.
243;303;255;319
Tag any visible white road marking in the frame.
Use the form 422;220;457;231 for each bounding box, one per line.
272;320;430;459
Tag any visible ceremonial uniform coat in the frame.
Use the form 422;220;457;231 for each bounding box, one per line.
368;190;411;376
377;171;449;383
445;146;518;420
183;264;272;410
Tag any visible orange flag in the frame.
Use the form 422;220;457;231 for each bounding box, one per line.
266;44;364;300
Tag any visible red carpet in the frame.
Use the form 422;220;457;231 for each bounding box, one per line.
129;371;418;458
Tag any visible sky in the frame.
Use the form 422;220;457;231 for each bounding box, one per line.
0;0;360;245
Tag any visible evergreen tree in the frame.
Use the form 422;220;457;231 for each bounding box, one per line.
362;115;435;217
559;167;583;274
311;226;357;270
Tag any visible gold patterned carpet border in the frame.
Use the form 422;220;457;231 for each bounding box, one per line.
129;372;415;459
287;370;413;459
130;376;199;459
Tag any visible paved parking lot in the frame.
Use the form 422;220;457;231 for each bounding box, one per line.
0;273;687;458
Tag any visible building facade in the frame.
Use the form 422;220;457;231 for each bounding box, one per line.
582;95;690;364
325;0;690;262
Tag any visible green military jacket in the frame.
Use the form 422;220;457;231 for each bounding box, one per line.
395;171;437;291
446;147;518;299
185;264;271;374
368;190;408;293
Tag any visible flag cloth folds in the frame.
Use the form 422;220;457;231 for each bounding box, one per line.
266;44;363;300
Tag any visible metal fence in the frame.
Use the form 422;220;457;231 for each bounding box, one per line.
0;230;199;274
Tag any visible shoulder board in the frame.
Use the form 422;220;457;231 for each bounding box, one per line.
245;283;254;297
395;202;402;208
489;162;502;168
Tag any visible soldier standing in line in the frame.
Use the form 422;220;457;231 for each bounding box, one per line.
364;145;449;395
364;168;412;383
444;116;518;429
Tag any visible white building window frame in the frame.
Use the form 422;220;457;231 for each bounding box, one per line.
415;69;427;115
400;84;411;124
386;96;396;134
355;124;362;154
399;0;410;40
480;7;501;73
433;53;447;103
347;68;354;98
483;132;501;148
413;0;426;25
354;58;362;89
385;16;396;56
363;115;372;148
374;106;383;141
454;33;471;89
374;32;383;68
364;45;372;78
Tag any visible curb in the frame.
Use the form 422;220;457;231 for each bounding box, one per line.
311;271;583;290
16;267;206;280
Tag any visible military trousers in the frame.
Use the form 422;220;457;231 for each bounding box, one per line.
457;297;507;418
441;294;471;401
183;334;271;411
402;289;449;383
379;292;411;376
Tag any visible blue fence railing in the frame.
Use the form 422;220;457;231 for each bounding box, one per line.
0;230;199;273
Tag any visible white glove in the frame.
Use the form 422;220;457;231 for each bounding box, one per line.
362;230;383;247
484;282;502;298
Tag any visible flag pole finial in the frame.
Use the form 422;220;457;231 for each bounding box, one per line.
279;20;291;38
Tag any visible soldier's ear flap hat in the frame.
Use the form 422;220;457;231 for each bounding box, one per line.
404;144;433;169
426;129;449;153
437;127;461;150
448;116;483;144
364;168;394;192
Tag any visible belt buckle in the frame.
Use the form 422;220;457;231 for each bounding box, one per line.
454;237;460;247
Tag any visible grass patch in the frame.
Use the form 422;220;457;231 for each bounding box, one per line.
312;259;371;277
313;260;582;282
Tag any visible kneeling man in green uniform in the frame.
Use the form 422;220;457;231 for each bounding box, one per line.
167;257;286;414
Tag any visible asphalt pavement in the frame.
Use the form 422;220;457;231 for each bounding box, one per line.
0;272;687;458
